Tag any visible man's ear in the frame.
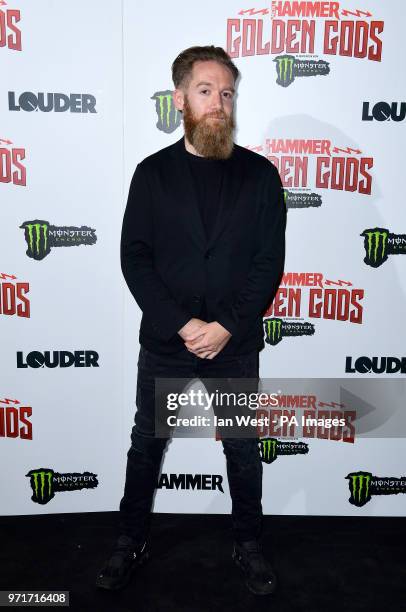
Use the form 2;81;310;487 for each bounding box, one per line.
173;88;184;112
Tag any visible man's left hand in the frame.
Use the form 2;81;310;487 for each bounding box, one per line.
184;321;232;359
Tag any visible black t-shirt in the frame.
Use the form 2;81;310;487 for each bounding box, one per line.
185;148;226;322
185;149;225;240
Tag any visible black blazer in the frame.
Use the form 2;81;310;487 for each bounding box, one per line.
121;137;286;356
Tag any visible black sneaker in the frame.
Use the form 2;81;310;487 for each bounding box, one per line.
95;535;149;591
232;540;277;595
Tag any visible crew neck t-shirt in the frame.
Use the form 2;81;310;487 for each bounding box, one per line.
185;148;226;240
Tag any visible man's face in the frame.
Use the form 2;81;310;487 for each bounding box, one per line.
174;60;236;159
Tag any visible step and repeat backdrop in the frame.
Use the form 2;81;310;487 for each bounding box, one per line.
2;1;405;516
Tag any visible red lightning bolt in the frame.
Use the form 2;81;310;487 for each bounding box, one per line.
0;398;20;405
318;401;346;408
341;9;372;18
0;138;13;146
0;272;17;280
238;8;269;16
332;146;362;155
324;279;353;287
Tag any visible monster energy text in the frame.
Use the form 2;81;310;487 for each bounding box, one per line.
20;220;97;260
26;468;99;504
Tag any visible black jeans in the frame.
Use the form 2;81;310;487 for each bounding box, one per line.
119;345;263;546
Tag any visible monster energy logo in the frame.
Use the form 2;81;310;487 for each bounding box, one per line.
20;221;50;260
285;190;322;209
361;227;406;267
361;229;388;267
20;219;97;260
259;438;308;464
26;469;54;505
259;438;278;463
151;89;181;134
265;318;283;346
264;318;315;346
274;55;295;87
345;471;406;507
346;471;372;507
26;468;98;504
273;56;330;87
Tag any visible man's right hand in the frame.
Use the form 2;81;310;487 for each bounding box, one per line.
178;318;207;342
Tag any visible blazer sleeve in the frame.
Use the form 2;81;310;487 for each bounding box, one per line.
216;163;286;340
120;162;191;341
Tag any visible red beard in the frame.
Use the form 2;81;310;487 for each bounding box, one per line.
183;96;235;160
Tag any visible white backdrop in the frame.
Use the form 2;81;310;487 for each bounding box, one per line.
2;0;405;517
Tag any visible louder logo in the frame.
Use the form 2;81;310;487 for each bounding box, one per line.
8;91;97;113
17;351;100;369
0;1;21;51
362;102;405;122
345;356;406;375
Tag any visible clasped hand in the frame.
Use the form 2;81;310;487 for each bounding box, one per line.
178;318;231;360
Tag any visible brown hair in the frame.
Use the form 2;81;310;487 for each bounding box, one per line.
172;45;239;89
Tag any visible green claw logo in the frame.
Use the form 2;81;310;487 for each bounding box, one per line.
20;221;50;260
361;228;389;267
265;318;283;346
151;90;181;133
346;471;372;507
26;469;55;504
274;55;295;87
259;438;278;464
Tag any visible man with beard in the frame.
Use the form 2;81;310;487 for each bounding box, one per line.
96;46;286;596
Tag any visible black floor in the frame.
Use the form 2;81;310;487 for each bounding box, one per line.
1;512;405;611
